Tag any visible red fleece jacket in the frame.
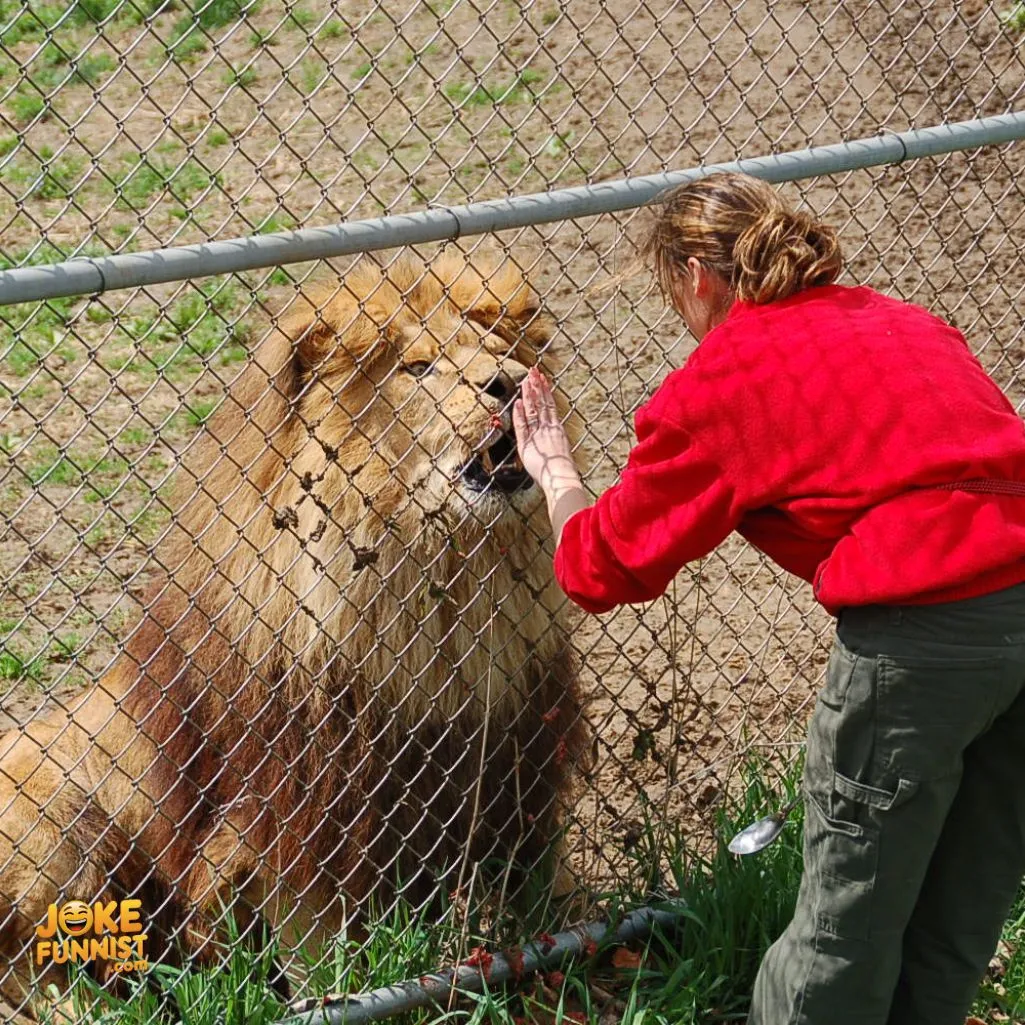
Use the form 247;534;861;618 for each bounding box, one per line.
555;284;1025;616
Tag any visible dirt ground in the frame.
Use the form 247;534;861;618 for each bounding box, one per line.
1;0;1024;896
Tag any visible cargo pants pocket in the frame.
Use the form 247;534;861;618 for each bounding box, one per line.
801;639;921;941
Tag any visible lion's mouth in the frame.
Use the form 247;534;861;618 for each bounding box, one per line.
462;432;533;494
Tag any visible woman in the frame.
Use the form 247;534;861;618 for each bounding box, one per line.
512;170;1025;1025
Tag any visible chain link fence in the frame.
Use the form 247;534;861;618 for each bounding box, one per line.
1;0;1024;1020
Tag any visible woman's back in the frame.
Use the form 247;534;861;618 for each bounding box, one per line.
671;282;1025;608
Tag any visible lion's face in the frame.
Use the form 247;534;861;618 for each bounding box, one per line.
279;256;570;531
369;315;540;522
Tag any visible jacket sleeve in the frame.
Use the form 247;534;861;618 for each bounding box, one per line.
553;394;740;613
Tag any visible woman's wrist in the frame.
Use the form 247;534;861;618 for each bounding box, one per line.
546;477;590;546
538;454;580;494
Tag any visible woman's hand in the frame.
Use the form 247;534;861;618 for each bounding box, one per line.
513;367;590;543
513;367;575;488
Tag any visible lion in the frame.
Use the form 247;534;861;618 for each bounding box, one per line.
0;252;589;1018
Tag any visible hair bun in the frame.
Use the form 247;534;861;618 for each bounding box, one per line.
733;207;842;303
634;171;844;311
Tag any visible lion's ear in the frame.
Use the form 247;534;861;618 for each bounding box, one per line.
278;304;336;374
277;281;393;377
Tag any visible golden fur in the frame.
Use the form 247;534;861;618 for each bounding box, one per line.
0;253;588;1015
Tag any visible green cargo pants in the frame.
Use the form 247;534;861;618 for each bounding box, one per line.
749;581;1025;1025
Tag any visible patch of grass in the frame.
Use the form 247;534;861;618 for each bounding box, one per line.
0;1;63;45
49;632;82;663
445;68;546;107
286;4;315;30
0;284;77;375
184;397;220;426
517;66;545;86
36;41;69;66
48;910;286;1025
543;129;575;158
153;282;251;372
256;211;296;234
223;63;257;87
164;0;252;62
297;894;467;999
113;154;215;208
317;17;347;40
1001;2;1025;31
118;425;153;446
169;290;210;331
165;24;208;60
70;0;123;24
120;0;173;24
28;63;64;94
300;57;324;93
0;646;44;683
973;883;1025;1022
83;481;120;503
175;321;250;368
0;134;18;157
2;340;43;375
444;80;489;106
26;150;84;199
9;92;47;125
0;158;37;193
81;452;132;501
85;304;112;323
405;42;438;64
191;0;258;30
171;280;237;327
85;519;117;548
601;779;801;1023
24;42;112;91
26;446;81;486
73;53;116;84
207;128;230;146
351;61;372;81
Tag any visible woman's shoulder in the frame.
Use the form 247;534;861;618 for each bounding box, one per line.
699;283;947;354
722;282;886;325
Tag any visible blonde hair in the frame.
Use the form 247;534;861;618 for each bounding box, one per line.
640;171;843;305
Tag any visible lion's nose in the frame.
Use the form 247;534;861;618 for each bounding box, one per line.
478;369;520;402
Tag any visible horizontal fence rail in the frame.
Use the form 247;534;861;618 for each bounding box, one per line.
1;111;1023;305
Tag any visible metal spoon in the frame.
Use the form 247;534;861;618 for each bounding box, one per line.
727;793;803;856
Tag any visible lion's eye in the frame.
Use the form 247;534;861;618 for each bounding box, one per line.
402;360;435;378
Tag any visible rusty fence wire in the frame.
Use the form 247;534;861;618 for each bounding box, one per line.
1;0;1024;1020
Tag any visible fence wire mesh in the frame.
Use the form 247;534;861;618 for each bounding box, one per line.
1;0;1024;1020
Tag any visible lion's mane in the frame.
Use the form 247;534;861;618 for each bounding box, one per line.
0;253;588;1014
